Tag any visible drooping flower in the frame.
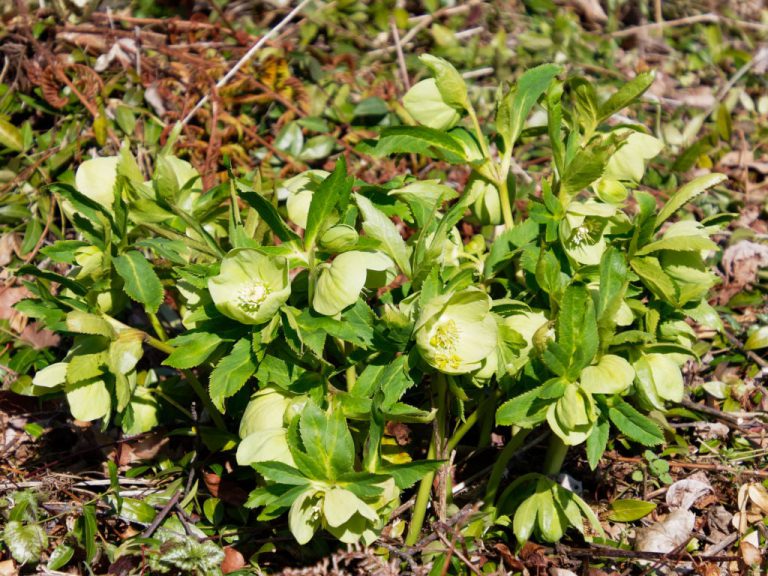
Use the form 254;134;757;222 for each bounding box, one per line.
402;78;461;131
208;249;291;325
313;250;394;316
415;289;498;374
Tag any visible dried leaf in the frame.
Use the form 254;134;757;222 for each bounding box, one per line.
19;323;60;350
635;509;695;554
221;546;245;574
721;240;768;290
739;540;762;567
0;560;15;576
666;472;713;511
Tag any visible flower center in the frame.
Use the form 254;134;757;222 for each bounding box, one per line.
430;319;462;371
237;282;271;315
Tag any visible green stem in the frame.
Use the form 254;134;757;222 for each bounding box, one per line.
496;176;514;231
542;434;569;477
405;374;447;546
445;394;494;454
147;311;169;342
467;105;493;164
483;427;531;511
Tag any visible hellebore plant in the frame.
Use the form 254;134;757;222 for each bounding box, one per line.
17;53;728;553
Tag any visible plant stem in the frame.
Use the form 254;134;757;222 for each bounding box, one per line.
483;427;531;510
496;176;514;231
405;374;447;546
445;393;494;454
147;311;169;342
543;434;569;477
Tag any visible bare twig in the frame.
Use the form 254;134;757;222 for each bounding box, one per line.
390;17;410;91
611;12;768;38
434;529;483;576
181;0;314;127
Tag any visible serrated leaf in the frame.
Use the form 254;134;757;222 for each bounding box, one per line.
373;126;466;160
66;311;116;339
239;189;301;243
655;174;727;228
305;157;350;249
209;338;257;412
113;251;164;313
163;331;223;369
379;460;444;489
586;419;610;470
497;64;561;150
608;400;664;446
636;235;718;255
354;193;411;276
630;257;678;303
47;543;75;571
298;403;354;481
608;499;657;522
598;72;655;122
3;521;46;565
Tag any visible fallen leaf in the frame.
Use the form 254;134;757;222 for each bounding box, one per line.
203;471;221;497
550;569;578;576
747;483;768;514
635;509;695;554
694;562;721;576
493;542;524;571
568;0;607;24
117;434;169;466
221;546;245;574
0;234;20;267
19;322;60;350
722;240;768;290
739;540;762;567
0;559;16;576
666;472;713;511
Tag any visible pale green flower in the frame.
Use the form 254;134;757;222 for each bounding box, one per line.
278;170;329;229
580;354;635;395
75;156;120;213
239;386;292;438
402;78;461;131
467;174;501;226
546;382;596;445
313;251;394;316
633;353;684;411
415;289;498;374
560;200;618;265
208;249;290;325
236;428;295;468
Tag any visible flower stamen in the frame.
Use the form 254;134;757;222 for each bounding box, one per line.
237;282;271;316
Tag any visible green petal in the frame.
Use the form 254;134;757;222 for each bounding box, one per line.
580;355;634;395
604;130;664;183
66;379;111;422
75;156;120;211
403;79;461;131
239;387;291;438
236;428;295;467
208;250;290;325
634;353;683;409
313;251;368;316
288;490;322;545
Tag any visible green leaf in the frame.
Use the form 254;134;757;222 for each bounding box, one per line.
298;403;354;481
608;400;664;446
607;499;657;522
47;543;75;571
3;521;46;565
745;326;768;351
305;157;350;249
585;418;609;470
66;311;116;339
497;64;561;150
0;116;24;151
373;126;466;160
81;504;97;564
557;284;598;378
355;193;411;276
513;493;540;543
163;331;223;369
16;264;88;296
630;257;678;303
496;386;547;427
209;338;257;412
239;188;301;243
655;173;727;228
636;235;718;255
379;460;445;489
598;72;655;122
113;251;164;313
254;462;311;486
419;54;469;110
597;247;629;348
560;140;614;196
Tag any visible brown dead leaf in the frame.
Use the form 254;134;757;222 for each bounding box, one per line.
568;0;607;23
694;562;721;576
19;322;60;350
385;421;411;446
739;540;762;567
493;542;524;571
221;546;246;574
117;434;169;466
635;509;695;554
720;240;768;297
203;471;221;497
666;472;713;511
520;541;549;569
0;559;16;576
0;286;32;334
719;150;768;174
0;234;20;267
